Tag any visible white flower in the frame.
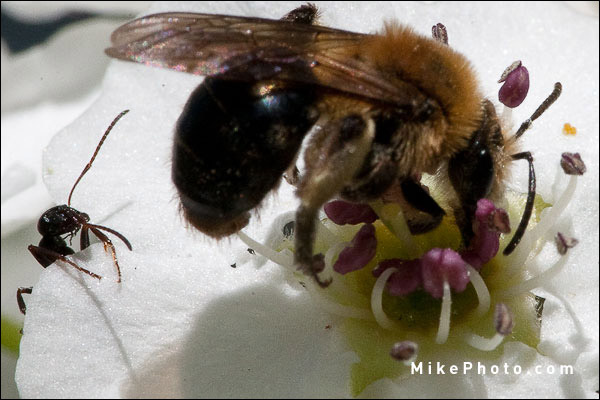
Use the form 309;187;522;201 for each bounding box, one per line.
13;2;598;398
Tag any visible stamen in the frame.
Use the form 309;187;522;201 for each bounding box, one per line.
555;232;579;255
250;211;296;268
435;281;452;344
324;242;349;271
390;341;418;364
263;211;296;246
494;303;514;335
321;241;371;300
333;223;377;275
371;267;400;330
501;249;571;297
323;200;378;225
508;154;584;273
466;264;491;317
237;231;293;269
315;218;341;247
498;61;529;108
501;105;513;128
526;174;578;248
464;303;513;351
369;200;420;256
464;332;505;351
431;23;448;45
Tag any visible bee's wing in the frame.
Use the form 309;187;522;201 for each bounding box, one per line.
106;12;419;106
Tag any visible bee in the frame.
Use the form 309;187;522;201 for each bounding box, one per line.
106;4;561;287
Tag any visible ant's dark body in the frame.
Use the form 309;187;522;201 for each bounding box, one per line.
17;110;132;315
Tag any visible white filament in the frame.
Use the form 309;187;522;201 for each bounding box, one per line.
323;242;349;272
315;218;340;248
371;267;400;330
466;264;491;317
237;230;294;269
369;200;419;256
436;281;452;344
322;241;364;299
508;174;578;273
501;251;571;297
464;332;505;351
501;105;513;129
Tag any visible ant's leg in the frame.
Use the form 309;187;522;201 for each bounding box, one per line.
80;225;90;250
88;227;122;283
28;245;102;279
296;115;375;287
32;236;75;267
87;223;132;251
17;287;33;315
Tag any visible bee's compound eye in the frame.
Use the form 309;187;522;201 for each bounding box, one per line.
472;148;494;197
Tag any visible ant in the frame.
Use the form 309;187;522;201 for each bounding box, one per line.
17;110;133;315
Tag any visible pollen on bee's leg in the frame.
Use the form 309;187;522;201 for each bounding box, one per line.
390;340;418;364
435;280;452;344
464;303;514;351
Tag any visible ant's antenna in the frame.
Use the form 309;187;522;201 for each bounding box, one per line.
67;110;130;206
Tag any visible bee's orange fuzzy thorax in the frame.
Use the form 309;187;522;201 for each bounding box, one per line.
363;23;483;156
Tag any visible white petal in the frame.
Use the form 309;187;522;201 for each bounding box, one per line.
12;1;598;398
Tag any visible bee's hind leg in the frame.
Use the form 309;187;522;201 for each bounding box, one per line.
295;115;375;287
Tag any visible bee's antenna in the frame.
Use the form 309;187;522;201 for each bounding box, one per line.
503;83;562;255
503;151;535;255
67;110;130;206
510;82;562;142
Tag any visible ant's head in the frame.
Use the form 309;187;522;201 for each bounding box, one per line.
37;205;89;237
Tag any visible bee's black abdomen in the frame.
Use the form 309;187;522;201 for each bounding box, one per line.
173;78;318;237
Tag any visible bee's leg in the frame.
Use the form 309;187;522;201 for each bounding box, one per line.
283;158;300;186
399;178;446;234
340;149;397;201
295;115;375;287
281;3;319;24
